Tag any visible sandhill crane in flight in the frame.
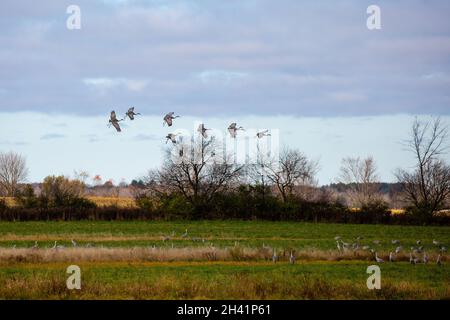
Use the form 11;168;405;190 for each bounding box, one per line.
198;123;210;138
391;239;400;245
228;123;244;138
108;111;123;132
165;133;178;144
256;130;271;139
125;107;141;120
163;112;180;127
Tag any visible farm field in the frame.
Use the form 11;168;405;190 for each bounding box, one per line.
0;221;448;299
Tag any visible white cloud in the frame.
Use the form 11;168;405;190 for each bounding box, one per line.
330;92;367;103
194;70;248;85
83;77;148;92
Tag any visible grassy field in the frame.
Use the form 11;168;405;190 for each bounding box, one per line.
0;220;448;250
0;221;448;299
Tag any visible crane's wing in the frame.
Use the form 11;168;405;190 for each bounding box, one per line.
128;112;135;120
112;121;121;132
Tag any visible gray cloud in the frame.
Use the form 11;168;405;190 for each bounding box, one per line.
1;0;449;117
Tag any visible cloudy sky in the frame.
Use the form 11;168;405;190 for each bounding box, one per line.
0;0;449;184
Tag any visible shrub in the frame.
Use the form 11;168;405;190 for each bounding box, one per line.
135;195;157;211
40;175;84;207
0;198;6;211
361;199;390;215
15;184;39;208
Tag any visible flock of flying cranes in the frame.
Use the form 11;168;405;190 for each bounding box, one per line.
108;107;272;144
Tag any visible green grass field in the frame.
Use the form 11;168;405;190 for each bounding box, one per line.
0;220;448;250
0;221;448;299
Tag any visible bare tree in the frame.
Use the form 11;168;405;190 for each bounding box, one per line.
338;156;381;207
74;170;90;185
396;117;450;217
251;147;318;202
145;137;243;213
0;151;29;196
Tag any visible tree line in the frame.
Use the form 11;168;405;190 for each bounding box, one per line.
1;117;449;224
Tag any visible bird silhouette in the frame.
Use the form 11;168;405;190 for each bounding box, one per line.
256;130;271;139
165;133;178;144
108;111;123;132
198;123;210;138
163;112;180;127
289;251;296;264
375;252;384;263
228;123;244;138
125;107;141;120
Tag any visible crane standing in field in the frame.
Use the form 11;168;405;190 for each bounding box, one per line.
289;251;296;264
272;249;278;263
375;252;384;263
